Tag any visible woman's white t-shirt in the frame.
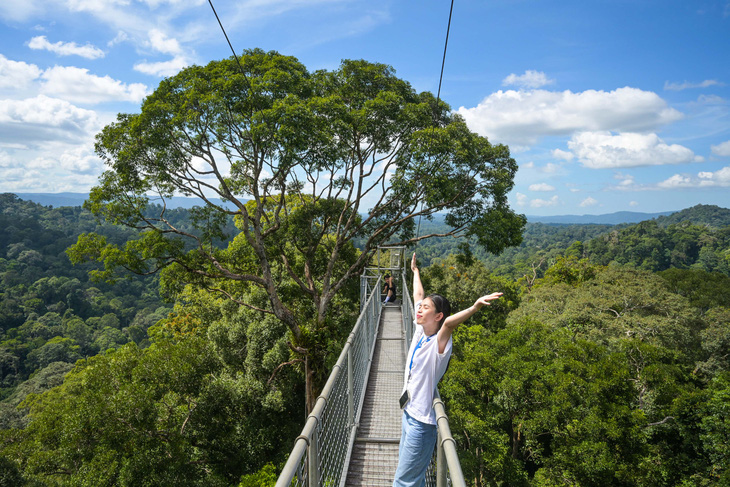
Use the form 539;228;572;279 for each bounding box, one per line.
401;311;452;425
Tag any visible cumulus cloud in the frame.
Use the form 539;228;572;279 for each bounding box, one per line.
147;29;182;55
134;56;189;77
580;196;598;207
530;195;560;208
0;95;100;145
131;29;190;77
40;66;148;104
0;54;42;89
28;35;105;59
614;172;637;188
711;140;730;157
514;192;528;206
502;70;554;89
630;201;639;207
567;131;702;169
528;182;555;192
657;166;730;188
552;148;574;161
664;79;724;91
457;87;683;146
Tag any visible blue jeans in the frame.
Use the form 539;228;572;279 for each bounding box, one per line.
393;411;438;487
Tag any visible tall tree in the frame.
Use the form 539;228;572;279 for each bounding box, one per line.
69;49;524;410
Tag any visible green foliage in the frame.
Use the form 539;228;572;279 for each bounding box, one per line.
509;267;704;359
238;463;277;487
654;204;730;228
441;320;647;486
1;326;301;486
0;194;172;419
0;455;24;487
539;255;601;287
439;260;730;486
700;373;730;483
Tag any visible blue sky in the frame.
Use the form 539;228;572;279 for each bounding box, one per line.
1;0;729;216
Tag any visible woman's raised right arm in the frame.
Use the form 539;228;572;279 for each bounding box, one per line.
411;253;424;304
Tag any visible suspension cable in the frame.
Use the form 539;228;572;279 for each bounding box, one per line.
207;0;249;82
415;0;456;245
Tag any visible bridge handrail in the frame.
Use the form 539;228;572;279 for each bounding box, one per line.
275;275;383;487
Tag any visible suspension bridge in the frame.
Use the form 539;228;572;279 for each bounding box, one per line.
275;247;466;487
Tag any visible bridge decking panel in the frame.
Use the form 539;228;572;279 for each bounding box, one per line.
345;304;406;486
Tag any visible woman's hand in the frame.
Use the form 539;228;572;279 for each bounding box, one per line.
411;252;418;273
473;292;503;310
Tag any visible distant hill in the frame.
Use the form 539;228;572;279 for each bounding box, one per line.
527;210;676;225
12;192;239;210
653;204;730;228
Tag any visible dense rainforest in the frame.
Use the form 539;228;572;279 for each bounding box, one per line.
1;198;729;486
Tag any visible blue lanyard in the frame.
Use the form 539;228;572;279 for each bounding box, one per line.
409;332;436;372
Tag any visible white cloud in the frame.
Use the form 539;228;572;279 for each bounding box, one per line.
0;2;42;22
522;161;534;169
0;55;42;89
502;70;554;89
0;150;11;167
134;55;189;77
579;196;598;207
0;95;100;145
552;148;574;161
108;31;129;47
664;79;724;91
657;166;730;188
530;195;560;208
711;140;730;157
147;29;182;55
28;35;105;59
567;131;702;169
457;87;683;146
40;66;148;104
543;162;562;174
657;174;694;188
528;182;555;192
515;192;528;206
66;0;132;13
614;172;636;187
629;201;639;207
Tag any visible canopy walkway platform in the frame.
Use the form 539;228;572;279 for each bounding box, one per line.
345;304;404;486
276;247;466;487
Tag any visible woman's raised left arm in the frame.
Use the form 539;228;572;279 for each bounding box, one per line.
437;292;503;352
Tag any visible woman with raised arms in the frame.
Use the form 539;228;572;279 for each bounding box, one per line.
393;253;503;487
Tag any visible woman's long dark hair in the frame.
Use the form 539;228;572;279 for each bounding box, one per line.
426;293;451;328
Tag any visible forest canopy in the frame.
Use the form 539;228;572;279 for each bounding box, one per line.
1;194;729;486
67;49;524;412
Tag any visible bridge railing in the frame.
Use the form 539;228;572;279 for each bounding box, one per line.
275;276;383;487
402;273;467;487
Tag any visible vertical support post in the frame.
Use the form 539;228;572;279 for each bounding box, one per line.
436;430;447;487
308;426;320;487
347;346;354;429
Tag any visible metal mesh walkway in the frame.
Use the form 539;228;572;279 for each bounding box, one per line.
345;303;405;486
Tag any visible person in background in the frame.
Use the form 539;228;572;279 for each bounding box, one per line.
393;253;502;487
383;274;397;304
